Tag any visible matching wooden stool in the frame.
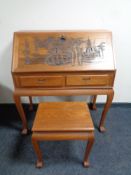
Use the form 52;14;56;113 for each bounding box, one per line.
32;102;95;168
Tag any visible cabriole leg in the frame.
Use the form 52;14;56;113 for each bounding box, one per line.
13;93;28;134
83;132;94;167
29;96;33;111
90;95;97;110
99;90;114;132
32;137;44;168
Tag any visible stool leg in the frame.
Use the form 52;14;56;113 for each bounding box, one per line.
83;132;94;168
32;138;44;168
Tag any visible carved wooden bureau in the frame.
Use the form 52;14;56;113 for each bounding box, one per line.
12;30;116;134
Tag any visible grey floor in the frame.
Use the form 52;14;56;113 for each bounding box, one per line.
0;104;131;175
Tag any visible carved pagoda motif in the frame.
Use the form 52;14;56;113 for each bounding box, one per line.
23;36;105;66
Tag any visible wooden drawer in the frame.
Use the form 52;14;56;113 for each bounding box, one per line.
17;76;65;87
66;75;111;86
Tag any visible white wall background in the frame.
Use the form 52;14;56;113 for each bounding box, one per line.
0;0;131;103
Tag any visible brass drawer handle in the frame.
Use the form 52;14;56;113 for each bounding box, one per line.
37;79;46;82
60;35;66;41
82;77;91;81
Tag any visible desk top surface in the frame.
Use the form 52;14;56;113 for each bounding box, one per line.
12;30;116;73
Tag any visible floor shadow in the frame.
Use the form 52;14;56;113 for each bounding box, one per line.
0;103;36;132
11;134;83;165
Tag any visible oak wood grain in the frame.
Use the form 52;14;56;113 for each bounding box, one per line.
32;102;94;132
32;102;95;168
12;30;116;133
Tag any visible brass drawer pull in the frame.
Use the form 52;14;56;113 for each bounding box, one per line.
82;77;91;81
37;79;46;82
60;35;66;41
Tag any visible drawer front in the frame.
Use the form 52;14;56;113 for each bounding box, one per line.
18;76;65;87
66;75;111;86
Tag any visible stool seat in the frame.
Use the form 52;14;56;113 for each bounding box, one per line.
32;102;94;132
32;102;95;168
